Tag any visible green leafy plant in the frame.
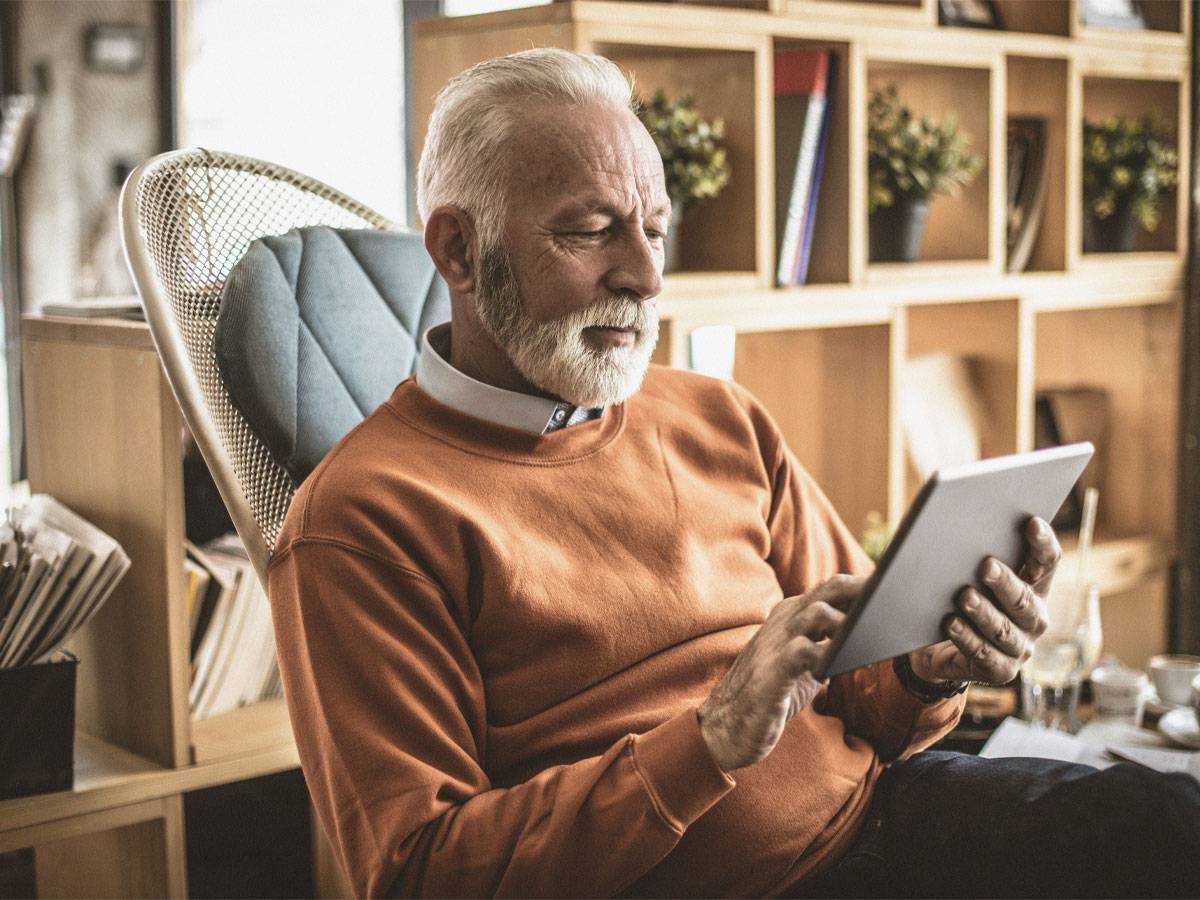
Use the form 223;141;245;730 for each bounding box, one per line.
867;84;982;214
1083;115;1178;231
635;89;731;210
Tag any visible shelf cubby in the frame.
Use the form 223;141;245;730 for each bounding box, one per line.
1076;74;1183;260
591;41;762;278
772;38;853;286
1074;0;1187;38
992;1;1070;37
895;298;1022;511
1005;55;1069;273
1033;301;1180;542
863;54;999;279
733;322;892;539
1138;0;1186;33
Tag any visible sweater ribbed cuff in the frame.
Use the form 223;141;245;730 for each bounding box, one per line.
630;707;737;834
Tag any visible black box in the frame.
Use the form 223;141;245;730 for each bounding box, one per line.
0;650;78;800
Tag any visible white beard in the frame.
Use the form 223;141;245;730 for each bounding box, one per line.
473;243;659;408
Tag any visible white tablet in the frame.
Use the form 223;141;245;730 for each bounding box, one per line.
816;442;1094;679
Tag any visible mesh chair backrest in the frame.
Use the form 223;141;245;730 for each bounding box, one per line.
121;147;399;584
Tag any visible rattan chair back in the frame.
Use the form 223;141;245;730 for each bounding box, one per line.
120;147;399;586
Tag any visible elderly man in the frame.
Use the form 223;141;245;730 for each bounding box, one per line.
267;48;1199;899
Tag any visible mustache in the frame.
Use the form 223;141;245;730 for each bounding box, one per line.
573;294;655;331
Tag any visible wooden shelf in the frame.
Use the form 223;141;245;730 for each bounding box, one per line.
0;725;299;851
414;1;1190;71
657;264;1183;320
190;697;295;765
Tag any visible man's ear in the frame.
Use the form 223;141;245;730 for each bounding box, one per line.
424;205;478;294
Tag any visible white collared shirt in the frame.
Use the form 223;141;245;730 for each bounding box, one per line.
414;323;604;435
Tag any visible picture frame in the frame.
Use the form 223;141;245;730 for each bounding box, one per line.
937;0;1002;30
84;23;145;74
1078;0;1147;30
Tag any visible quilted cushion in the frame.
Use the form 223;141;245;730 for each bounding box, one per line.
214;226;450;484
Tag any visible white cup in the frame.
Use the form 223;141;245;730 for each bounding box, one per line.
1148;654;1200;707
1191;671;1200;719
1090;666;1149;725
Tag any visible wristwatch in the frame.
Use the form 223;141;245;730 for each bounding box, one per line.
892;653;969;703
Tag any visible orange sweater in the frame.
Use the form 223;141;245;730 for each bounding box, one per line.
267;365;964;898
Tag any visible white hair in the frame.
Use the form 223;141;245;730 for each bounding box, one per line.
416;48;635;250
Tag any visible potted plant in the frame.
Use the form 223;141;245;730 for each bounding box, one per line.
636;89;731;273
867;84;982;263
1082;115;1179;253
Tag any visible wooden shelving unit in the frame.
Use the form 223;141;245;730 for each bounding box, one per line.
0;0;1188;895
414;0;1189;666
2;316;347;898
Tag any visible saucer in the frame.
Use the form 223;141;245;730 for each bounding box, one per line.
1144;692;1192;717
1157;708;1200;749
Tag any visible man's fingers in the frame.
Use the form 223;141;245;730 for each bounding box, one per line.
980;557;1048;637
956;587;1031;661
1017;516;1061;597
810;574;866;612
786;635;829;677
786;599;845;641
946;614;1020;683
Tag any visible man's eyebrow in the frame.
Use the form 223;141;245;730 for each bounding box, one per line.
550;199;673;222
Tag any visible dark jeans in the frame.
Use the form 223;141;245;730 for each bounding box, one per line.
792;751;1200;899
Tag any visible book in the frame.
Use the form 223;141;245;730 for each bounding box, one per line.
1035;386;1108;530
899;354;986;481
792;53;838;286
0;495;130;668
774;50;831;287
185;539;230;662
187;533;282;720
1006;117;1048;273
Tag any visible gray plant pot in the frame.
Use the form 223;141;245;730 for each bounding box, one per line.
869;195;929;264
1083;199;1139;253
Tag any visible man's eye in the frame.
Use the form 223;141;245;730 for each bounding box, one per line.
571;228;608;239
645;230;666;242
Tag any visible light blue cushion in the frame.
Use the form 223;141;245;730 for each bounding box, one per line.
214;226;450;484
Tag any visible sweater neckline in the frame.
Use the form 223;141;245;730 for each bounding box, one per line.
384;377;627;465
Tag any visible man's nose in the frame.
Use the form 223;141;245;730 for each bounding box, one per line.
605;228;663;301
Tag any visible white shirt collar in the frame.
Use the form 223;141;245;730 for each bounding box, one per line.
414;323;604;435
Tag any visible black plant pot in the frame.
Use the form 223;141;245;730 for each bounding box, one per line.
1083;200;1139;253
869;196;929;263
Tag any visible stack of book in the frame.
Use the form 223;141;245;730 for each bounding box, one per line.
187;533;282;720
774;49;837;288
0;495;131;668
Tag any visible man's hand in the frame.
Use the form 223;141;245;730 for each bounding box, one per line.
696;575;864;773
909;515;1058;686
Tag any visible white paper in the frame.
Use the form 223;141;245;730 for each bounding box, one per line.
979;717;1114;769
1105;744;1200;778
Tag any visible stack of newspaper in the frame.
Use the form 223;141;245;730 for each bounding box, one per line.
186;533;282;720
0;495;131;668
